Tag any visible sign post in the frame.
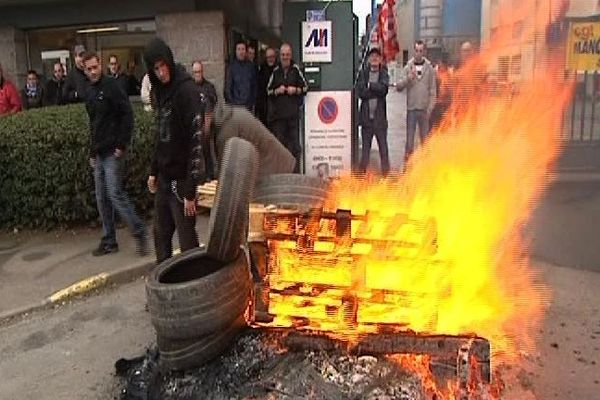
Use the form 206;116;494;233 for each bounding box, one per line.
302;21;333;63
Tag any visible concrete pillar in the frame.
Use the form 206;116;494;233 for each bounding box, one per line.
156;11;227;94
270;0;283;38
0;26;27;85
419;0;443;48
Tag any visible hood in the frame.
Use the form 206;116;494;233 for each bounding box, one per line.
213;98;234;127
143;37;190;103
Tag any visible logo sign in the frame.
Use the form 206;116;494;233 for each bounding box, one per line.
317;97;338;124
302;21;332;63
567;21;600;71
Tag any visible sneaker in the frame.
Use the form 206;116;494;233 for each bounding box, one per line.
136;234;149;257
92;243;119;257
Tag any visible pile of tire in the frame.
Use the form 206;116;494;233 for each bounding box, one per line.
253;173;330;209
145;137;258;371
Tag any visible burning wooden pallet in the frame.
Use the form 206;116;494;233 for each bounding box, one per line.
196;180;218;209
257;206;493;393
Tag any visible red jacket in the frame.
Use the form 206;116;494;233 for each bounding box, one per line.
0;78;22;115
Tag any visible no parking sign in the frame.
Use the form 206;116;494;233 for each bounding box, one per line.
304;91;352;178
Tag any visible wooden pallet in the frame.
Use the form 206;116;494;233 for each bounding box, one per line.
197;180;218;209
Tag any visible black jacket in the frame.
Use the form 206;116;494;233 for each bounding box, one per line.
85;74;134;158
224;58;257;109
63;65;89;103
108;73;129;96
196;79;217;112
20;86;45;109
256;62;275;125
267;61;308;121
356;65;389;131
144;38;205;201
44;78;65;106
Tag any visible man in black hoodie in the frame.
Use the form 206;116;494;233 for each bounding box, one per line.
256;47;277;128
83;52;147;257
144;38;205;263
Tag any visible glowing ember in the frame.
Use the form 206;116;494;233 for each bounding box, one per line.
261;0;572;396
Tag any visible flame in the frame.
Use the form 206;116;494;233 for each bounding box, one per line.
262;0;573;383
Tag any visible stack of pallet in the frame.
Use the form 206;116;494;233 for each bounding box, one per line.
197;180;218;209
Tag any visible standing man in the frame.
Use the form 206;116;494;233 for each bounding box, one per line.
20;70;45;110
267;43;308;173
356;48;390;176
191;60;218;181
107;55;129;95
44;62;66;106
224;40;257;112
143;38;205;264
256;47;277;128
82;52;147;257
64;44;89;103
397;40;437;162
0;63;22;115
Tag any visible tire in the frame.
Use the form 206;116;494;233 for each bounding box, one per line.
207;137;258;263
146;247;251;340
157;314;247;371
254;173;330;207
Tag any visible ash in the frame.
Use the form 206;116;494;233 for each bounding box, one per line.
117;328;426;400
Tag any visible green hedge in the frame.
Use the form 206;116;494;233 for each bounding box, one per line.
0;103;155;229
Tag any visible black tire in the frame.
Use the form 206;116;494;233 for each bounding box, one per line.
207;137;258;263
254;173;329;207
146;247;251;340
157;314;247;371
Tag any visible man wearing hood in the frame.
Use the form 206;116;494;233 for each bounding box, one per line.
144;38;205;264
63;44;90;103
267;43;308;172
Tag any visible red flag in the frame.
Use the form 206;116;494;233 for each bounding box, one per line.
378;0;400;63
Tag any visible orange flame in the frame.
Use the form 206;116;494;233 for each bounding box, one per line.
263;0;573;378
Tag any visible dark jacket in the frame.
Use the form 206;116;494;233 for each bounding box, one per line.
63;66;89;103
196;79;217;112
44;78;65;106
224;58;257;109
85;74;134;158
356;65;389;131
256;62;275;126
267;61;308;121
20;86;45;110
108;73;129;96
144;38;205;201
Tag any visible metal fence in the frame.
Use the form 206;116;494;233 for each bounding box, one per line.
563;70;600;143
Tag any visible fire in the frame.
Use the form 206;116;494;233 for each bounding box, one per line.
261;0;572;394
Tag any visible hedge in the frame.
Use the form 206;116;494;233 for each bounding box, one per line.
0;103;155;229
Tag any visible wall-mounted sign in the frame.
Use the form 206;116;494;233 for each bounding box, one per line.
302;21;332;63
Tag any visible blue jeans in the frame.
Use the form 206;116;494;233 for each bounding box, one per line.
406;109;431;159
93;154;144;246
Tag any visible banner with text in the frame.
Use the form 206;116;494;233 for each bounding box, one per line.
566;22;600;71
304;91;352;178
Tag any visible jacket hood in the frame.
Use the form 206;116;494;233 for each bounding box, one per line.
144;38;191;103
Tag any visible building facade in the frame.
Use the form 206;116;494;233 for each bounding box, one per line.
0;0;285;92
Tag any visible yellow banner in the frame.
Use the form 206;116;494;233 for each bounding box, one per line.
567;22;600;71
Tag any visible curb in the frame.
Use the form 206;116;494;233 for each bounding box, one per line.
0;258;154;326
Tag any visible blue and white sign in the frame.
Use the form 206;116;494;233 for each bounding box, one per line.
302;21;332;63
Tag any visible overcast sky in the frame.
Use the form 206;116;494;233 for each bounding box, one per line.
353;0;382;37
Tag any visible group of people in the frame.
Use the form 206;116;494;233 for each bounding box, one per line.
357;40;479;175
0;45;140;115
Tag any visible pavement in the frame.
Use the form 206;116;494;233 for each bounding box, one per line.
0;214;210;324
